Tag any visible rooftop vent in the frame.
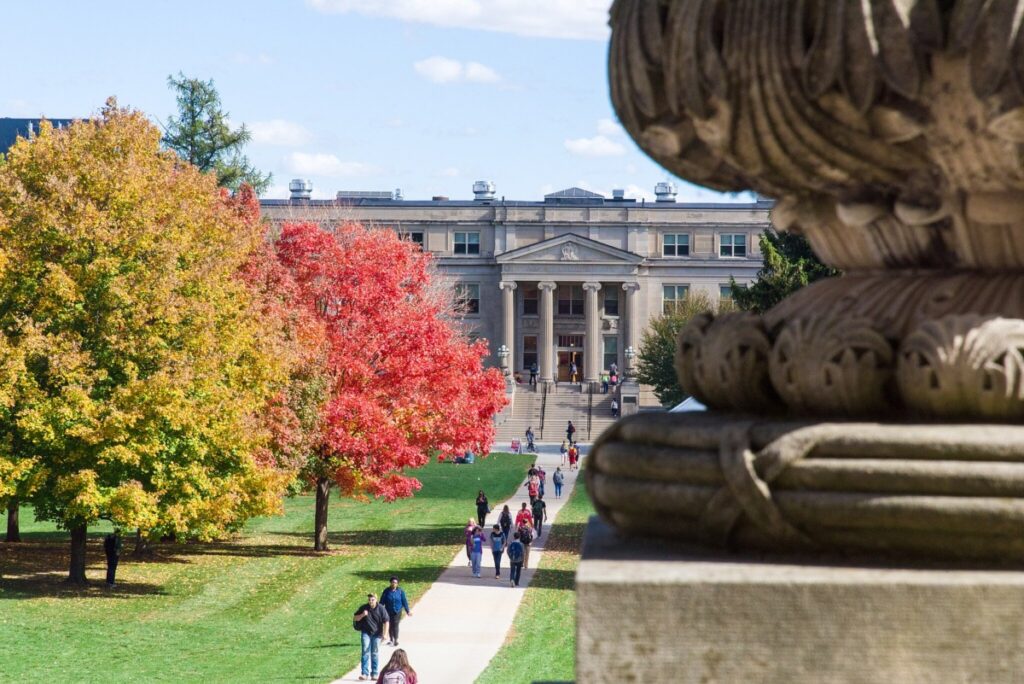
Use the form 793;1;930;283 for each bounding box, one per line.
289;178;313;200
473;180;496;201
612;188;625;200
394;188;404;201
655;181;677;203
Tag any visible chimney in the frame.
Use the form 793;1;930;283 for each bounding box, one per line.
655;181;677;202
289;178;312;200
472;180;496;201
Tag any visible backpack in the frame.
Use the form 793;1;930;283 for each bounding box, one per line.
519;526;533;545
507;541;524;563
381;671;407;684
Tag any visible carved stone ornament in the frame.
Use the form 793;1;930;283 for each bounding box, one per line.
588;1;1024;560
560;244;579;261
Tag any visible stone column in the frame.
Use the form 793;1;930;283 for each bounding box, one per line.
583;281;602;382
538;281;557;383
622;282;641;356
499;281;517;372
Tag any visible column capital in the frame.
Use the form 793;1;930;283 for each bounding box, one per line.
538;281;558;291
622;281;641;292
582;281;603;292
498;280;518;291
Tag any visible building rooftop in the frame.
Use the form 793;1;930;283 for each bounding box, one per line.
0;118;76;154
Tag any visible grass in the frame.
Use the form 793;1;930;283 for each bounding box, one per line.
0;453;532;683
475;474;595;684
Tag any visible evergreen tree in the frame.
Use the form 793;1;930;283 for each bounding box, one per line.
636;292;716;407
731;230;838;313
163;73;271;194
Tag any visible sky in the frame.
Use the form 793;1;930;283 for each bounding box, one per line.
1;0;750;203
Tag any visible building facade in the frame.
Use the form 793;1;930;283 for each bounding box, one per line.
261;182;771;387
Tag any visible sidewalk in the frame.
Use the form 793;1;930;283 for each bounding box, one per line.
334;443;586;683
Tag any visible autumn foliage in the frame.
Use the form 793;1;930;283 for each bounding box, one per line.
272;221;506;549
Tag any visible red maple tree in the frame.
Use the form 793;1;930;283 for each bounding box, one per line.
274;221;506;550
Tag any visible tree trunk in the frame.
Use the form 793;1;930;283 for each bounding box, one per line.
6;498;20;542
314;477;330;551
68;524;88;585
133;528;152;557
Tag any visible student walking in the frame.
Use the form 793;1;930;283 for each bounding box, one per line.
376;648;417;684
570;360;578;383
498;504;513;543
560;440;568;466
507;532;525;587
568;444;578;470
526;472;540;505
537;465;546;497
566;420;576;442
464;518;476;567
476;490;490;528
519;521;535;568
553;467;564;498
354;592;391;681
490;524;505;579
611;398;619;417
529;361;538;387
470;526;485;578
380;576;412;647
532;494;547;538
515;502;533;529
103;531;122;588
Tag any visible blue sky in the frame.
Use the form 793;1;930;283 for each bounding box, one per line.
2;0;746;203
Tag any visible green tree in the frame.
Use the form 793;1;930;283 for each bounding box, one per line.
731;230;838;313
0;101;292;583
163;73;271;194
636;291;716;407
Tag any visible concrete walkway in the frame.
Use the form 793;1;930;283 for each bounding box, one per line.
335;442;586;683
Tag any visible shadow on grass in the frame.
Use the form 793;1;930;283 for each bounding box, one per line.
1;540;167;598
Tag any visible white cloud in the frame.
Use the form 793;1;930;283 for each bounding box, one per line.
597;118;624;136
414;56;501;84
286;152;375;177
307;0;609;40
564;134;626;157
249;119;313;146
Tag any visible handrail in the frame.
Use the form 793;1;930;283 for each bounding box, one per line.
586;383;593;441
539;382;547;439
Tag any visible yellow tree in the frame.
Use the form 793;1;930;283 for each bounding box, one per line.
0;101;293;583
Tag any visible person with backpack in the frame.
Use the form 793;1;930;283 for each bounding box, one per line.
498;504;513;543
515;502;533;529
376;648;417;684
476;490;490;528
525;472;540;505
490;524;505;580
566;420;576;442
353;592;390;681
470;525;485;578
537;465;546;497
532;494;547;538
380;576;412;647
553;467;565;498
507;532;525;587
519;521;535;568
464;518;476;567
560;440;568;466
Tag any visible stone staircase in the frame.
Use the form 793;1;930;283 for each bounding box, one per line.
494;383;621;445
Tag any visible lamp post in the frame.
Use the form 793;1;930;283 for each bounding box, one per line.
624;345;636;380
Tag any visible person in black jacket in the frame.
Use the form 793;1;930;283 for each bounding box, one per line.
354;593;390;680
475;490;490;528
103;531;122;587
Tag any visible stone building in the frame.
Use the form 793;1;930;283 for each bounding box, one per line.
261;180;770;407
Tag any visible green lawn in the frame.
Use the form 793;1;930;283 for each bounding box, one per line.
0;453;532;683
475;475;595;684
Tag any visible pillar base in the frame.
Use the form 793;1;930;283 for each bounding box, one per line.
576;516;1024;683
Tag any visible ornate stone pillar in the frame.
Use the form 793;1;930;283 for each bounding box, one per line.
583;282;602;382
538;281;556;383
499;281;517;373
621;282;640;358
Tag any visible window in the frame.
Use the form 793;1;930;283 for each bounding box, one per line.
603;336;618;372
522;285;539;316
456;283;480;314
523;335;538;370
558;335;584;348
454;231;480;255
407;231;424;248
604;289;619;316
663;233;690;257
663;284;689;314
720;233;747;257
720;285;733;301
557;285;584;316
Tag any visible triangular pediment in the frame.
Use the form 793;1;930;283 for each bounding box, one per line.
496;233;643;265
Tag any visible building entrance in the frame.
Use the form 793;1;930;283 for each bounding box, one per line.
557;350;583;382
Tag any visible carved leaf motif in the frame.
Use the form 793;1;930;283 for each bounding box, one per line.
665;0;712;119
969;0;1018;98
908;0;944;50
949;0;989;52
870;0;922;99
802;0;845;98
987;106;1024;142
841;0;880;113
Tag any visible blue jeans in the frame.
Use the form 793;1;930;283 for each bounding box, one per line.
360;632;381;676
554;482;562;497
471;550;482;576
492;550;503;577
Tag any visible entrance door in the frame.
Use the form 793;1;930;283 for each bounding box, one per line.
557;350;583;382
